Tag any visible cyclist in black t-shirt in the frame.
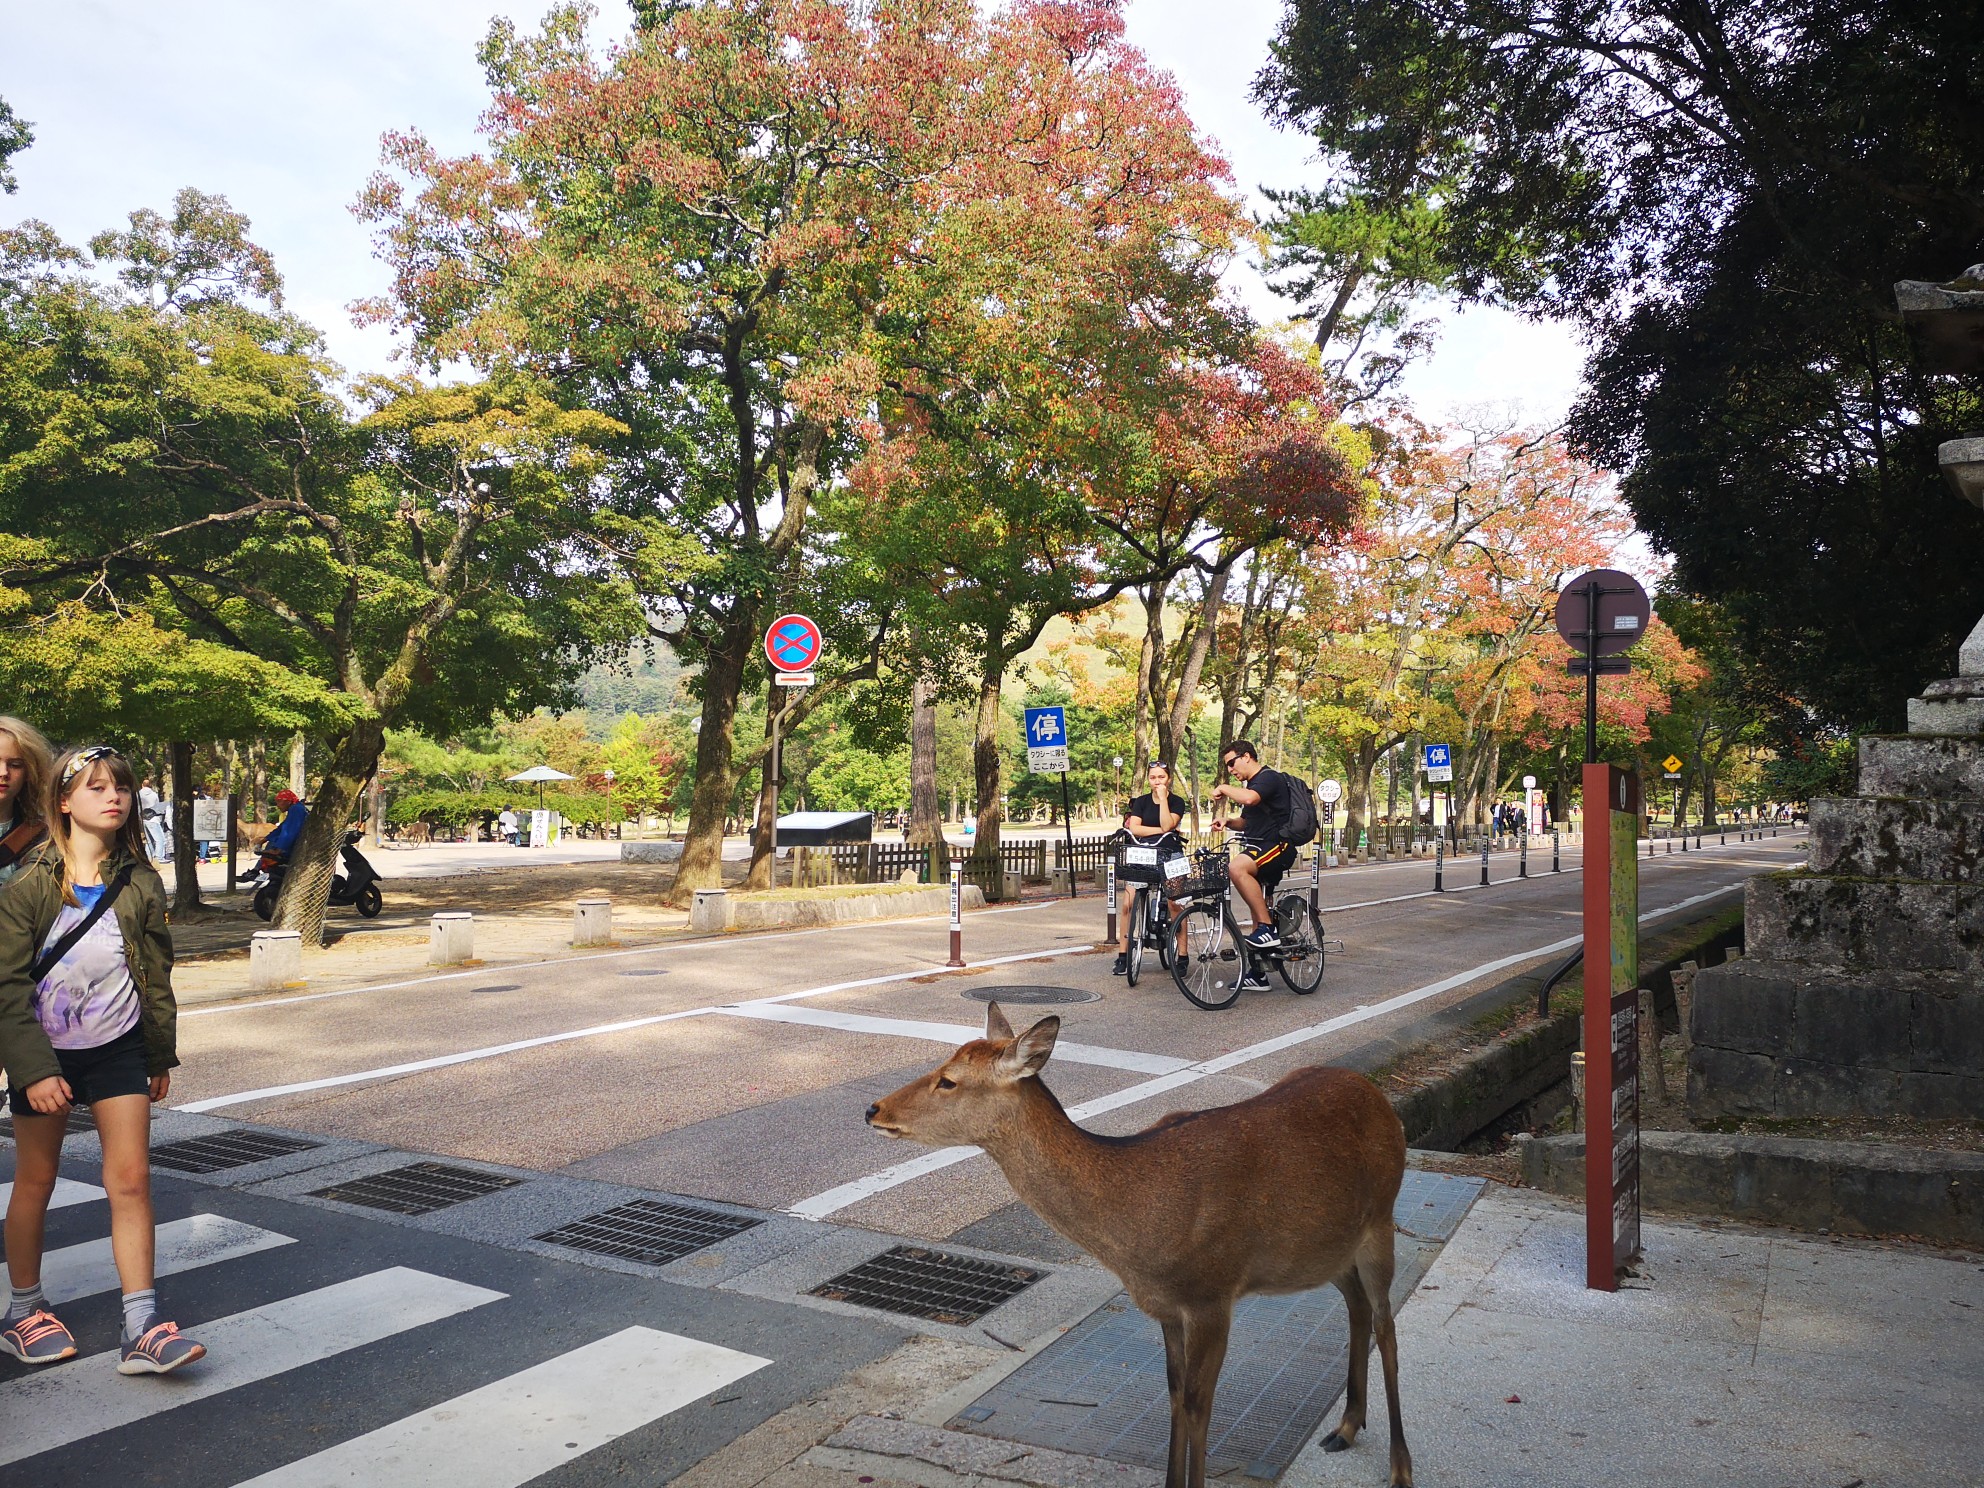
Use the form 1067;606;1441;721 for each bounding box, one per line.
1211;739;1294;955
1113;762;1188;975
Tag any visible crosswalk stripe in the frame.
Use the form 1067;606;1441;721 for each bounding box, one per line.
716;1002;1191;1074
230;1324;771;1486
0;1266;505;1466
42;1213;295;1306
0;1177;105;1212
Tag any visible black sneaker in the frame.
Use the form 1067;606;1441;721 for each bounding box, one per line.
1111;952;1129;976
1235;974;1271;993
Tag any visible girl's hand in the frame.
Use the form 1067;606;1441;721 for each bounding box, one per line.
150;1072;171;1103
26;1076;74;1114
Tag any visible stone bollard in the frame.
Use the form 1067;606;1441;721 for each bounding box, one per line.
429;912;474;966
1638;988;1669;1103
1570;1050;1586;1133
689;888;733;934
249;929;303;992
1672;961;1699;1055
573;897;612;948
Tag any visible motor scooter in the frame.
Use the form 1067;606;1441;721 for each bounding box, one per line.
251;829;385;921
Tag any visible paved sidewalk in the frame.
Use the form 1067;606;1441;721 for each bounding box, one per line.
1286;1186;1984;1488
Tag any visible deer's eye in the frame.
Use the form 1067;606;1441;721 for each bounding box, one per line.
936;1076;958;1091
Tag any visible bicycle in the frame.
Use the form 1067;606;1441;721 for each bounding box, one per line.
1169;846;1328;1010
1120;846;1189;987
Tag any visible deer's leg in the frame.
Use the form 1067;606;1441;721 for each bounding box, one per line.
1180;1305;1233;1488
1323;1270;1373;1451
1356;1239;1412;1488
1159;1314;1190;1488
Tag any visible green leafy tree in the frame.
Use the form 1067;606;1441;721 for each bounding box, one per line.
0;96;31;195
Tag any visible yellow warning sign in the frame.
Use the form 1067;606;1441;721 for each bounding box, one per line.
1662;754;1684;774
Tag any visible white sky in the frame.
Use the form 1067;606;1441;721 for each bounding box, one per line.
1;0;1587;425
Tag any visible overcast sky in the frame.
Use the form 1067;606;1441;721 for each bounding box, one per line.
2;0;1586;424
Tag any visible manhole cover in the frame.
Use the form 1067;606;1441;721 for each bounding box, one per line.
812;1245;1043;1325
310;1161;521;1215
960;985;1099;1006
151;1129;321;1174
619;968;671;977
472;983;524;994
536;1199;762;1266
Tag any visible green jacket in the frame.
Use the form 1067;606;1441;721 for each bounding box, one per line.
0;846;177;1091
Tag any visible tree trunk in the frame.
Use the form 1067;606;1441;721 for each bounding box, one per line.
908;672;943;849
1343;737;1378;857
674;621;752;899
972;664;1005;894
747;698;782;890
250;737;267;825
1159;556;1236;765
275;716;385;945
169;742;199;910
288;733;306;795
1133;585;1163;776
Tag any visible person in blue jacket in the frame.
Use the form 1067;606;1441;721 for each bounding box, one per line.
264;790;307;859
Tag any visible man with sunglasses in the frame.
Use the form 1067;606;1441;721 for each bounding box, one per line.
1211;740;1295;960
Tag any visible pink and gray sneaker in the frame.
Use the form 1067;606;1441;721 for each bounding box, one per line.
118;1318;206;1375
2;1309;79;1365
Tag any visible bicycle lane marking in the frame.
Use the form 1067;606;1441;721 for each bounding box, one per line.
784;882;1744;1221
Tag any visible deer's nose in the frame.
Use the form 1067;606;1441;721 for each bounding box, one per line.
865;1103;881;1122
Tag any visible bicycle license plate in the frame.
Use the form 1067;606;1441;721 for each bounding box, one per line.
1125;845;1159;867
1162;855;1188;880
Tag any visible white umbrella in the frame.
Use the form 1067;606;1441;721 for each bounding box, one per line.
506;764;576;809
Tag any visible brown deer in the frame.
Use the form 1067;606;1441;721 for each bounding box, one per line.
866;1002;1412;1488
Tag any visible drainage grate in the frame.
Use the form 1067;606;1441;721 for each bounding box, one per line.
812;1246;1042;1325
960;985;1100;1006
0;1106;94;1140
310;1161;521;1214
535;1199;763;1267
150;1129;322;1174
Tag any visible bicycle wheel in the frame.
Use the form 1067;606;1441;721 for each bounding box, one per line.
1125;888;1147;986
1274;896;1326;994
1156;901;1176;971
1172;904;1243;1010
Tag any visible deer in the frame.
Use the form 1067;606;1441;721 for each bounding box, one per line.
865;1002;1412;1488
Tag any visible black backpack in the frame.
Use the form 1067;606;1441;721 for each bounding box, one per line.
1281;775;1319;847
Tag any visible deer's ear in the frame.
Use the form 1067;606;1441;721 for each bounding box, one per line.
984;1001;1015;1041
997;1015;1060;1080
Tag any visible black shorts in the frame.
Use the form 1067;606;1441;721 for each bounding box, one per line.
1239;839;1295;889
8;1025;149;1114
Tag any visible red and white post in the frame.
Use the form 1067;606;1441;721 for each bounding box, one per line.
1105;857;1118;945
947;858;965;968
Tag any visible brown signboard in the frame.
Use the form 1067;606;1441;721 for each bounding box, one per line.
1555;569;1651;657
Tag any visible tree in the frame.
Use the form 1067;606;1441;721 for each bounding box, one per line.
0;199;642;939
0;95;31;195
1257;0;1984;732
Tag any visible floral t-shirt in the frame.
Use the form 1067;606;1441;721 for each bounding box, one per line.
32;884;141;1050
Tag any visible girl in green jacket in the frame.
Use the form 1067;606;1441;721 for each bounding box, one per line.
0;746;206;1374
0;716;51;887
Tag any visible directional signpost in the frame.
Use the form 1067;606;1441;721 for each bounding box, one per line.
1319;778;1342;864
1024;706;1078;898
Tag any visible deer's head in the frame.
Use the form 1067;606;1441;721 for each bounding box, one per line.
865;1001;1060;1147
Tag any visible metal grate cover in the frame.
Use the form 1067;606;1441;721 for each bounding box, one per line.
536;1199;762;1267
0;1106;94;1140
310;1161;521;1214
151;1129;321;1174
813;1246;1042;1326
960;986;1100;1006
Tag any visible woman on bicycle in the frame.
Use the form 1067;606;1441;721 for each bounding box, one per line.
1113;762;1188;975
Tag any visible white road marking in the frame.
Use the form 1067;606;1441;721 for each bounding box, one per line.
42;1213;294;1306
0;1267;505;1467
177;944;1096;1114
229;1325;769;1487
0;1177;104;1211
716;1003;1190;1075
786;883;1744;1220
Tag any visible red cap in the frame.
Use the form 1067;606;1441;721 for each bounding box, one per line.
275;790;300;809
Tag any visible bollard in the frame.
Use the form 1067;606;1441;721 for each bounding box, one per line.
689;888;732;934
1570;1050;1586;1134
573;896;612;948
947;858;965;967
429;911;474;966
1480;837;1490;887
1519;833;1528;878
249;929;303;992
1552;829;1561;873
1104;857;1118;947
1434;836;1445;892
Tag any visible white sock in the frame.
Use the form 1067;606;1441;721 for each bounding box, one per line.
7;1281;46;1321
122;1289;157;1341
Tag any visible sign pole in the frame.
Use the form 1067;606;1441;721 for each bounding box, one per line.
1582;763;1642;1290
1105;856;1118;944
1059;774;1077;900
947;858;965;967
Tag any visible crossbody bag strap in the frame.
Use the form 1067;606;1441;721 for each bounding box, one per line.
28;864;135;984
0;818;45;871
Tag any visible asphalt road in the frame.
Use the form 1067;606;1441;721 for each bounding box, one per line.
167;833;1807;1242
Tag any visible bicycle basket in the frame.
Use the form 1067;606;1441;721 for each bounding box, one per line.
1180;849;1230;897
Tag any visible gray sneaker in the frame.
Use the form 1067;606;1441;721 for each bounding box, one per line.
118;1317;206;1375
1;1309;79;1365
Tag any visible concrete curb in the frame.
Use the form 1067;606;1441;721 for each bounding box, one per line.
692;884;988;933
1522;1129;1984;1246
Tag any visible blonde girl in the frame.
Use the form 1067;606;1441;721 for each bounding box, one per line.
0;746;204;1373
0;715;52;888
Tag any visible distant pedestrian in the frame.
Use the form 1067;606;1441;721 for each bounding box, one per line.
0;717;51;890
497;806;518;846
138;776;169;862
0;745;205;1374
